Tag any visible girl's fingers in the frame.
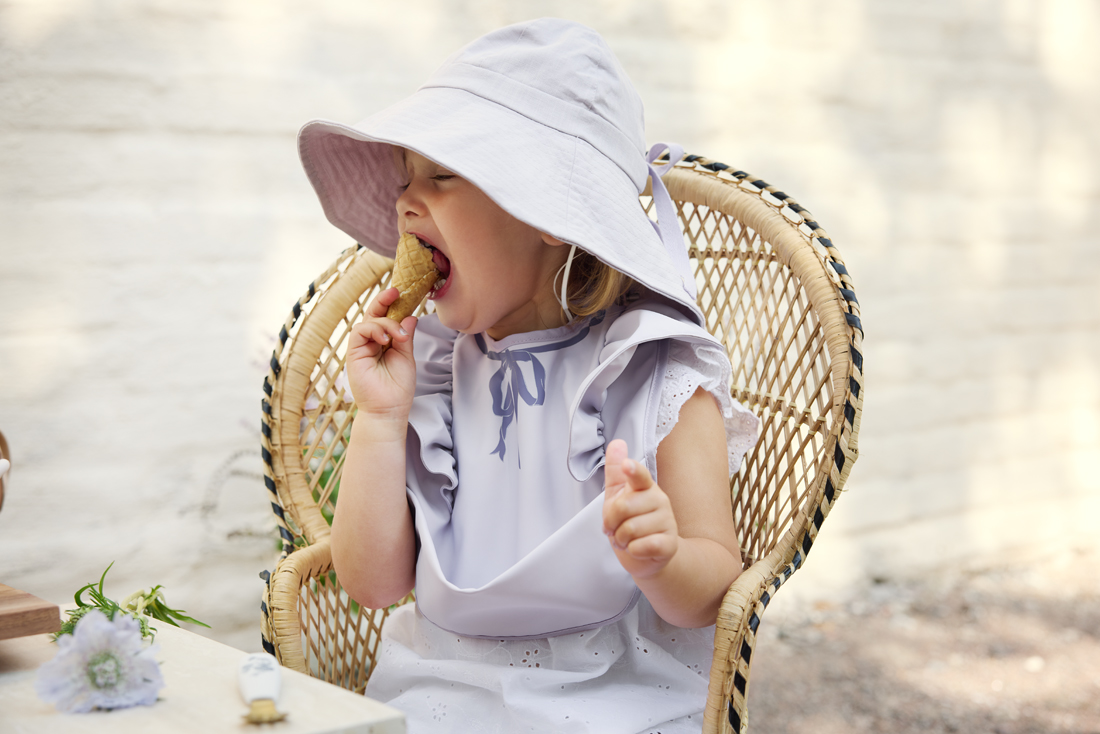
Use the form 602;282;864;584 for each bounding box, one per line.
623;532;677;561
610;510;671;551
621;457;655;492
352;321;393;348
601;439;679;566
603;439;629;496
366;287;402;318
385;316;418;356
603;481;667;535
602;439;631;537
352;314;412;350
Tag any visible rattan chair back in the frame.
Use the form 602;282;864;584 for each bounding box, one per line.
260;156;863;733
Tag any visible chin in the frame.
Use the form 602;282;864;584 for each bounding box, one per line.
433;306;478;335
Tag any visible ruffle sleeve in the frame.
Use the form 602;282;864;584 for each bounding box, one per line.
405;315;459;511
566;301;736;482
656;341;761;476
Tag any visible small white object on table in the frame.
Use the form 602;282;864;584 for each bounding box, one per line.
0;616;405;734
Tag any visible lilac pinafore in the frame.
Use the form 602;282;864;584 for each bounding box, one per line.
367;298;760;733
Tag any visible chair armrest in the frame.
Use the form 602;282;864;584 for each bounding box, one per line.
704;544;796;734
263;540;335;674
261;539;413;693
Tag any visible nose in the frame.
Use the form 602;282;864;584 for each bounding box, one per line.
395;181;426;224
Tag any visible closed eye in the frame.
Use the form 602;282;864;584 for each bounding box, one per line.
397;172;457;191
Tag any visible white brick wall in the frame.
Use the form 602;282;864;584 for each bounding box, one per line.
1;0;1098;650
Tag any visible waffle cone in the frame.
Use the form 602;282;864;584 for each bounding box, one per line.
386;232;440;321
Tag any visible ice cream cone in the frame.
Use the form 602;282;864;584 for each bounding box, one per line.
386;232;440;321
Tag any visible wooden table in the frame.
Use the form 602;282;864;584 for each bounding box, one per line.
0;584;60;640
0;618;405;733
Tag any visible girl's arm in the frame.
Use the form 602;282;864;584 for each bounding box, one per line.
602;386;742;628
330;288;419;610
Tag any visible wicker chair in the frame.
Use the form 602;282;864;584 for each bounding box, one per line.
0;429;9;514
259;155;863;733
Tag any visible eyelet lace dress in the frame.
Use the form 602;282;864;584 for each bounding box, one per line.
363;299;760;734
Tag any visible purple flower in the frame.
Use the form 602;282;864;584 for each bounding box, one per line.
35;609;164;713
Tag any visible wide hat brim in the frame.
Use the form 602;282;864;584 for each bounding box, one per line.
298;85;700;321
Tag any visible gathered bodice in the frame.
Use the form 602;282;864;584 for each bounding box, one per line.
402;299;757;639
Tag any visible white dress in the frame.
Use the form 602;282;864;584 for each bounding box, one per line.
364;299;760;733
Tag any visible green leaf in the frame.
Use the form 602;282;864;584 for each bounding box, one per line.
54;563;209;641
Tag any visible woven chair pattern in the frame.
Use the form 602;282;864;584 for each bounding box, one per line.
260;156;863;733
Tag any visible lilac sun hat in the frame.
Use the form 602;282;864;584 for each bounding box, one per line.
297;18;701;323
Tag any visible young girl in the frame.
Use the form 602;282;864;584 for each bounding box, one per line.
297;19;760;733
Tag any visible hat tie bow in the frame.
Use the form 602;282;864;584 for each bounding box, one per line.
645;143;696;299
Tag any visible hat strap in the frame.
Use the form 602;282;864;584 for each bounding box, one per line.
645;143;696;300
556;243;578;323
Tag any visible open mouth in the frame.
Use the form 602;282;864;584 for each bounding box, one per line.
427;246;452;298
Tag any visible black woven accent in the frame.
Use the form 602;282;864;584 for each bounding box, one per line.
849;377;860;398
271;502;285;520
804;219;819;230
728;704;742;731
825;477;836;503
264;475;277;495
684;154;701;162
817;237;834;248
792;551;803;569
734;671;747;695
814;508;825;529
831;261;848;276
850;346;863;372
845;313;863;332
770;190;789;201
740;640;752;663
262;398;272;415
839;288;858;304
704;161;729;172
845;401;856;425
788;203;806;214
261;637;276;655
263;376;272;397
802;533;813;554
261;421;271;440
308;282;315;299
834;443;846;471
278;526;295;545
760;591;770;607
292;302;302;320
269;352;281;378
278;325;289;346
259;570;271;583
260;600;268;615
261;446;272;466
748;613;760;633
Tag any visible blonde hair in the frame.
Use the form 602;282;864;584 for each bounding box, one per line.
561;249;636;318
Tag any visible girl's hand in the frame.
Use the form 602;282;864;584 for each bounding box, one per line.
345;287;419;418
601;438;679;580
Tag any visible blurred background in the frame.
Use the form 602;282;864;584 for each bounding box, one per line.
1;0;1098;701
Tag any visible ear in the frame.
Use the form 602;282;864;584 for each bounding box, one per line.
541;232;567;247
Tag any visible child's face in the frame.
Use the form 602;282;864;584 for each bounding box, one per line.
395;150;570;339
